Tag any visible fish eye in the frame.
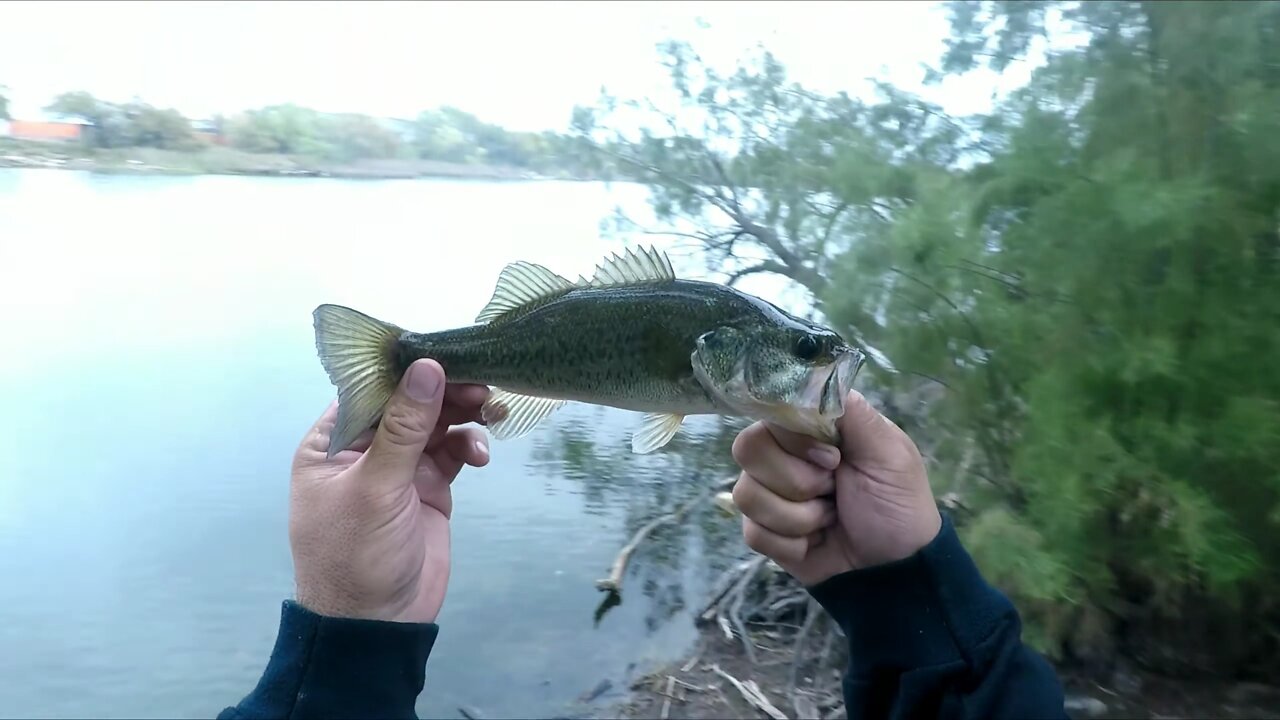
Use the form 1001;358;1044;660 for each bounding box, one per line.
794;334;822;361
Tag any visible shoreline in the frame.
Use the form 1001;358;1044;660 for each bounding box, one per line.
594;622;1280;720
0;141;603;183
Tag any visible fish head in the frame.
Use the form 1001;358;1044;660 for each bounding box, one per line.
691;315;865;443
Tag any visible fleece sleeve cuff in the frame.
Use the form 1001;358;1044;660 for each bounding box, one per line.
234;600;438;719
805;514;1015;674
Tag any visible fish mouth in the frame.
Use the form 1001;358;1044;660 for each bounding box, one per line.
802;346;866;420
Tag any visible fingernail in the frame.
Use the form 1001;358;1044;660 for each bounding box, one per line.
405;361;442;403
474;439;489;461
808;445;840;470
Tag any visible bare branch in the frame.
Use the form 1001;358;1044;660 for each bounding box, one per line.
727;260;792;287
594;476;736;595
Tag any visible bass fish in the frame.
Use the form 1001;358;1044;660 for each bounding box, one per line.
313;245;865;458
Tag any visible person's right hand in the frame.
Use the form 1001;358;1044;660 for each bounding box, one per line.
730;390;942;586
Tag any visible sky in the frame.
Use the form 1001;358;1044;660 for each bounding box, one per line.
0;0;1035;132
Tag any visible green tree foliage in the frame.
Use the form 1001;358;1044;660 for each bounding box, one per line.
45;92;197;150
34;92;589;175
410;108;483;163
218;102;592;174
581;1;1280;675
225;104;329;156
0;85;10;121
408;106;589;174
123;103;199;150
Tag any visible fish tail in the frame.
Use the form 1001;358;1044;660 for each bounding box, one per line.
312;303;407;458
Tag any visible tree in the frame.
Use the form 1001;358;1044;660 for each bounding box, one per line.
571;40;970;372
0;85;10;121
121;101;197;150
319;113;402;163
226;104;327;156
45;91;196;149
920;0;1280;673
580;1;1280;675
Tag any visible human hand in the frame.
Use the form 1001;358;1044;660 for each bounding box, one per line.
730;390;942;586
289;359;491;623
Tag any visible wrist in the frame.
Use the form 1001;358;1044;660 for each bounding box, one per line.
806;514;1013;673
902;504;942;560
294;582;410;623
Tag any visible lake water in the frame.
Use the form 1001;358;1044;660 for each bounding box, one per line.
0;169;771;719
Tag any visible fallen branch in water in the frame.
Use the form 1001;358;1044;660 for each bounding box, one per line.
660;675;676;720
595;476;737;594
712;663;790;720
788;598;821;717
727;557;765;663
698;554;769;661
700;558;757;621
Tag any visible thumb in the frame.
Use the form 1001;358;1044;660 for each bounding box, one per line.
362;359;446;482
836;390;913;468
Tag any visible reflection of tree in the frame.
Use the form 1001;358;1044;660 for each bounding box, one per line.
531;409;755;631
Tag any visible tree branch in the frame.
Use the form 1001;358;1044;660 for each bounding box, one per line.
726;260;792;287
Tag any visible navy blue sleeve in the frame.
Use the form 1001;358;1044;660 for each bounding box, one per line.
218;600;438;720
807;514;1067;720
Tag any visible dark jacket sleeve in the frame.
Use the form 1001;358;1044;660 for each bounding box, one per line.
218;600;439;720
807;514;1067;720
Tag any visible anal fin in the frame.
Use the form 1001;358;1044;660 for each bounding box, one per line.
632;412;685;454
482;388;567;440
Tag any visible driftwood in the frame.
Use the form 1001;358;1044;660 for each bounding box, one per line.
592;470;852;719
712;664;790;720
595;476;738;594
659;675;677;720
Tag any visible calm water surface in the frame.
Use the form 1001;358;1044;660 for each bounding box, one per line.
0;169;753;719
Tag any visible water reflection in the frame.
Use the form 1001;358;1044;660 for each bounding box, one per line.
0;169;773;720
530;411;752;630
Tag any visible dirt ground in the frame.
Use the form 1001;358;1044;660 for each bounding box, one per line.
609;625;842;720
601;624;1280;720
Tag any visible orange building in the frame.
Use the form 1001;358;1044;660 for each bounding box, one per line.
7;119;85;142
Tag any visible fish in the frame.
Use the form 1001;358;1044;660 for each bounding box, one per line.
312;245;866;458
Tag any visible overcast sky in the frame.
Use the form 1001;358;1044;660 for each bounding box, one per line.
0;1;1033;131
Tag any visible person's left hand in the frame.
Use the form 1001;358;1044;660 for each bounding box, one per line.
289;359;491;624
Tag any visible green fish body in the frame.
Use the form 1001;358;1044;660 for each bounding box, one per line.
313;246;864;457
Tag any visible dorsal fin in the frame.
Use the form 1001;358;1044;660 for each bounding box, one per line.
586;245;677;287
475;261;576;324
475;247;676;323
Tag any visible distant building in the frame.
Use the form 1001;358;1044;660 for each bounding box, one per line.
7;113;89;143
189;118;227;146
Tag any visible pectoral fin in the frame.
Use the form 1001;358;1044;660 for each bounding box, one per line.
631;412;685;454
482;388;566;440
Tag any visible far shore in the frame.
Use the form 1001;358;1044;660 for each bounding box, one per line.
0;139;603;182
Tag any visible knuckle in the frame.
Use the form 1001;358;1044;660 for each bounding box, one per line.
731;474;757;512
799;501;827;533
379;400;427;447
730;429;751;466
781;539;808;566
741;519;767;552
731;423;766;467
792;470;831;501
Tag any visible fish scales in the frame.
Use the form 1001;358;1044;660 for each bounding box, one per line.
396;281;759;414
